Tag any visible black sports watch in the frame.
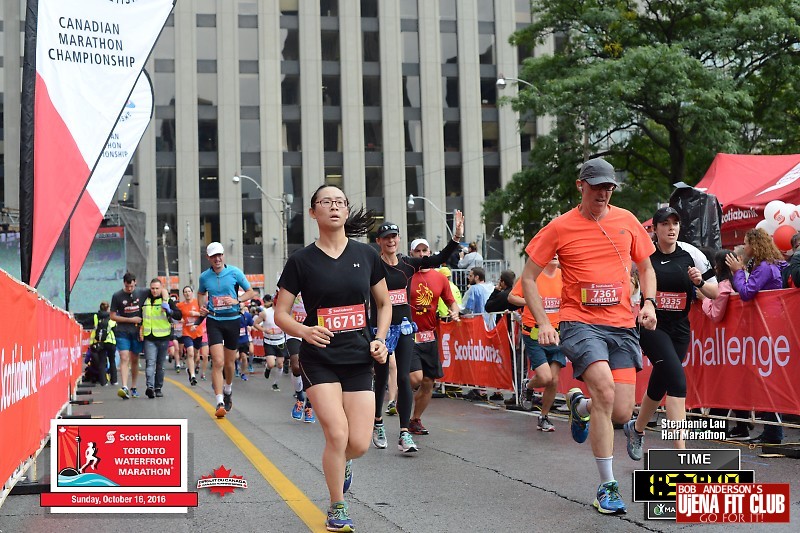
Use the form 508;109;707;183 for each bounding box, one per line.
695;279;705;288
373;337;385;344
643;297;657;307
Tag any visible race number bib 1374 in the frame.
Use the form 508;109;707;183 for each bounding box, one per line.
580;282;622;306
317;304;367;333
211;295;232;311
656;291;687;311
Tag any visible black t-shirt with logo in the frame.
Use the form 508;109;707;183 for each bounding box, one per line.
110;287;150;335
650;241;715;339
278;240;384;365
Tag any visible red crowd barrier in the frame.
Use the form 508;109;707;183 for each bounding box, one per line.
251;329;265;357
439;317;515;391
439;290;800;416
0;269;82;495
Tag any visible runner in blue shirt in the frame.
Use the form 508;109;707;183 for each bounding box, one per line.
198;242;257;418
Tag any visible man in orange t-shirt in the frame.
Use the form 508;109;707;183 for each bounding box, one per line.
520;158;657;516
176;285;206;386
508;256;565;432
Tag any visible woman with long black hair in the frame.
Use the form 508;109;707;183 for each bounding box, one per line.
274;184;391;532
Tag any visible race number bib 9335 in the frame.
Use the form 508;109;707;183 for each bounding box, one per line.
656;291;687;311
317;304;367;333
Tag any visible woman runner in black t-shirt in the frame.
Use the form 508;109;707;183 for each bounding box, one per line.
274;185;391;532
370;211;464;453
623;207;719;461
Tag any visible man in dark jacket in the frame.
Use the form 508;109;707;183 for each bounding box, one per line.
785;232;800;288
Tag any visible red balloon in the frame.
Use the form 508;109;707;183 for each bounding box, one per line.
772;224;797;251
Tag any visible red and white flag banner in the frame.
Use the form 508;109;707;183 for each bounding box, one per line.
69;71;154;289
24;0;174;287
439;317;515;391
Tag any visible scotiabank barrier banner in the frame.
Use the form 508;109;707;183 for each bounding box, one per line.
553;289;800;415
439;316;514;390
684;289;800;414
0;269;82;494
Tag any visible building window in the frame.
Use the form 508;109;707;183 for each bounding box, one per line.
405;120;422;152
324;122;342;152
402;32;419;63
478;0;494;21
282;75;300;105
241;119;260;153
156;167;177;200
198;118;218;152
403;75;421;107
479;34;495;64
363;76;381;106
400;2;417;18
442;76;459;107
321;31;340;61
441;33;458;64
363;31;380;62
322;76;341;106
199;168;219;200
281;28;299;61
283;122;301;152
281;0;299;15
440;0;457;20
444;122;460;152
361;0;378;17
320;0;338;17
364;121;382;151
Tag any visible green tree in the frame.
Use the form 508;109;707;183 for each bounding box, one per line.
488;0;800;245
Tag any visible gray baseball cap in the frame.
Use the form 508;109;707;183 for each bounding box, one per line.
579;158;619;186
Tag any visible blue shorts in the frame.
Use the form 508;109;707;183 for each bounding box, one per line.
559;321;641;380
116;331;143;354
522;334;566;370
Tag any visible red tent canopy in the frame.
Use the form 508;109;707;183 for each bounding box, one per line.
692;153;800;246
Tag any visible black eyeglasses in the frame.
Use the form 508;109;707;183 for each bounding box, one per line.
315;198;348;208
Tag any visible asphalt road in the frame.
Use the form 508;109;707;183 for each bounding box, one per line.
1;365;799;532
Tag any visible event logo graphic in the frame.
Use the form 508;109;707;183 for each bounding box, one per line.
44;419;194;514
197;465;248;497
56;426;117;487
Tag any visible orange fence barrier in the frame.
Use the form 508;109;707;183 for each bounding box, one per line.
0;269;82;499
440;289;800;416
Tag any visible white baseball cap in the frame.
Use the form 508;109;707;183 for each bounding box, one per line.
410;238;430;252
206;242;224;256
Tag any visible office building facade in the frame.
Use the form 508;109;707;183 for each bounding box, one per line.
2;0;545;287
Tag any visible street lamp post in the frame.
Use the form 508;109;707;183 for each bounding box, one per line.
497;73;589;161
162;222;171;291
406;194;455;239
232;174;292;266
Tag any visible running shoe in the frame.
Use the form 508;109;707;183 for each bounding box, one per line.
175;364;181;373
537;414;555;432
155;389;163;398
291;400;304;420
408;418;429;435
343;459;353;493
522;379;533;402
118;387;130;400
398;431;418;453
200;374;206;381
303;407;316;423
190;376;198;386
372;423;387;449
145;387;155;399
489;392;504;401
264;367;271;379
385;400;397;416
130;388;139;398
326;501;354;532
593;480;627;514
248;364;254;374
272;383;280;392
223;391;233;412
566;387;589;444
241;373;248;381
623;419;644;461
215;402;227;419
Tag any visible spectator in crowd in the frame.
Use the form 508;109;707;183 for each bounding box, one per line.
700;249;752;439
462;267;494;330
457;241;483;270
91;301;117;386
437;267;462;319
783;231;800;288
726;228;788;444
484;269;520;402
